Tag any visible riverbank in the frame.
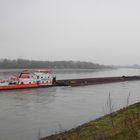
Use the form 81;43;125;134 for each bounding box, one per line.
40;102;140;140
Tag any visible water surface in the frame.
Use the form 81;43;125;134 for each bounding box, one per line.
0;68;140;140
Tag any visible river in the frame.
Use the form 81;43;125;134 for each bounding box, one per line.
0;68;140;140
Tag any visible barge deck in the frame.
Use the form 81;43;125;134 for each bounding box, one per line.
55;75;140;86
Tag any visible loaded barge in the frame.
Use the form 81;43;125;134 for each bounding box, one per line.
56;76;140;86
0;70;140;90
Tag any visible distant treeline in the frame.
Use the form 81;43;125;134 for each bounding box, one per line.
0;59;112;69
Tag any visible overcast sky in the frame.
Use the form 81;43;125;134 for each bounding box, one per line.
0;0;140;65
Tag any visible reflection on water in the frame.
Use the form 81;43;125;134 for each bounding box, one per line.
0;68;140;140
0;88;58;140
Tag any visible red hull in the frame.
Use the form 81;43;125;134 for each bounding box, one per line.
0;84;38;90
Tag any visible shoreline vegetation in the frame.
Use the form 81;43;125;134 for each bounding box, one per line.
40;102;140;140
0;59;112;69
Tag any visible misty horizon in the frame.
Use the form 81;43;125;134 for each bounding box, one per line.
1;0;140;65
0;58;140;67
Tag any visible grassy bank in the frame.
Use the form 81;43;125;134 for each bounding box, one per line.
40;102;140;140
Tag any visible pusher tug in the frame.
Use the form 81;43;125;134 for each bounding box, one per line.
0;70;56;90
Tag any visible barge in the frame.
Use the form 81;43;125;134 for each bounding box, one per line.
56;75;140;86
1;70;140;90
